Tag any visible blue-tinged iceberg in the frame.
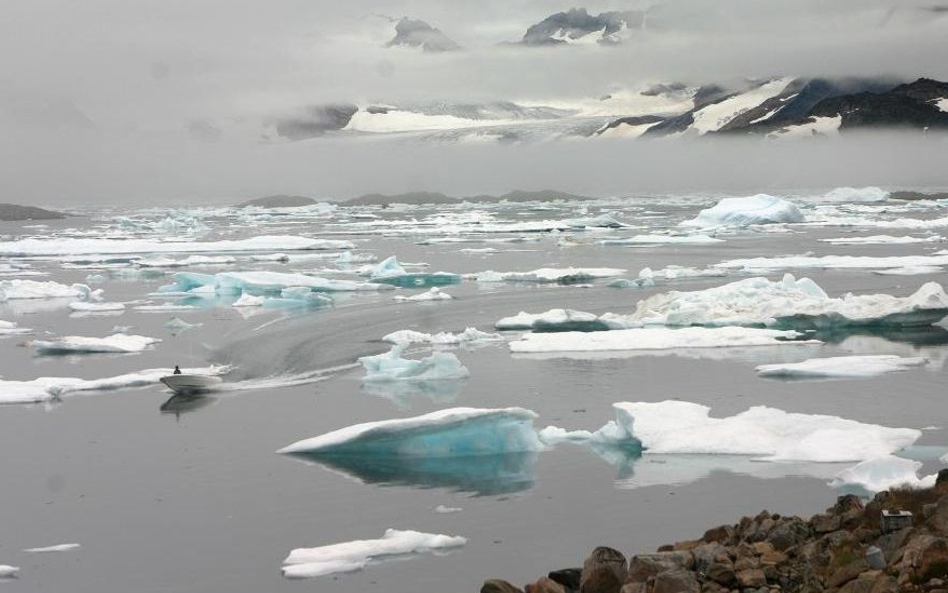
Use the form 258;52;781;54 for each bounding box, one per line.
360;346;469;382
159;271;393;295
363;256;461;288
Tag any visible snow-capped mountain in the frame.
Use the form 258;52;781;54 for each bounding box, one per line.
386;17;460;52
519;8;644;46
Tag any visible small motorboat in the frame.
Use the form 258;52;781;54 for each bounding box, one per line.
159;374;223;395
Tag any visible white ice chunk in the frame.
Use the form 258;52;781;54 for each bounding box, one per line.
31;334;160;355
360;346;469;382
821;235;942;245
0;565;18;578
756;355;928;379
232;293;265;307
718;253;948;272
545;401;921;462
394;287;453;302
830;456;937;492
23;543;81;553
822;187;889;202
0;320;30;336
382;328;504;346
510;327;816;353
470;267;626;283
0;235;354;256
137;255;237;267
68;301;126;313
363;255;407;278
680;195;804;228
628;274;948;328
0;280;90;300
282;529;466;579
434;505;463;514
496;309;621;332
874;266;944;276
164;271;393;294
277;407;542;456
598;234;724;245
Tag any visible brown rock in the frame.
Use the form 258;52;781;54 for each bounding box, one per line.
931;495;948;534
581;547;627;593
838;571;880;593
868;573;899;593
482;579;525;593
827;558;869;588
733;556;759;571
702;525;734;544
812;513;842;534
548;568;581;591
652;568;700;593
692;542;728;573
875;527;911;565
525;576;567;593
767;516;812;550
914;537;948;583
627;552;693;582
760;550;788;565
736;568;767;588
705;561;736;586
751;542;775;556
619;584;647;593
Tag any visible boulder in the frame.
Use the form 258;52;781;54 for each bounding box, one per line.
812;513;842;534
652;568;700;593
767;517;811;550
525;576;567;593
580;547;627;593
704;561;736;586
913;537;948;583
691;542;727;573
736;568;767;588
930;494;948;534
482;579;525;593
701;525;734;544
627;552;693;582
548;568;581;591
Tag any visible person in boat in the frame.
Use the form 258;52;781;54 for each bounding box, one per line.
173;365;181;375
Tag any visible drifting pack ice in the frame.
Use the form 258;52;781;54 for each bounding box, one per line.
360;346;470;382
680;195;805;228
282;529;466;579
540;401;921;463
277;407;542;456
627;274;948;329
0;235;354;256
0;280;93;301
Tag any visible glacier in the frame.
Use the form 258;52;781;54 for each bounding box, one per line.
680;195;805;228
30;334;161;355
382;328;504;346
360;346;470;382
830;456;938;493
0;235;355;256
756;355;928;379
510;327;817;354
282;529;466;579
277;407;542;457
540;401;921;463
627;274;948;329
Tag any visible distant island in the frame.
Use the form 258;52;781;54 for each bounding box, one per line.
0;203;66;221
236;195;319;208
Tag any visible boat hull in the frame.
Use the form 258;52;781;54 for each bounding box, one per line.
160;374;223;395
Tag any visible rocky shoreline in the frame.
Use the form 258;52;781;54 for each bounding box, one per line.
482;473;948;593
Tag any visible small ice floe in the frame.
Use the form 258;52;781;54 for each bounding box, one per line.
281;529;466;579
31;334;160;355
360;346;469;382
360;256;461;289
0;279;91;301
874;266;944;276
23;543;81;553
458;247;497;254
434;505;462;514
510;327;816;354
0;366;220;404
0;320;30;336
160;271;393;294
249;253;289;262
277;407;541;456
717;253;948;272
469;267;626;284
680;195;805;228
821;234;943;245
756;355;928;379
232;293;265;307
136;255;237;267
0;565;19;578
394;287;453;302
382;328;504;347
830;456;938;493
496;309;614;332
597;234;724;246
68;301;126;313
628;274;948;329
85;274;107;283
0;235;354;256
163;316;200;335
539;400;921;463
133;304;197;313
638;266;728;281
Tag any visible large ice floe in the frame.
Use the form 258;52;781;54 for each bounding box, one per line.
30;334;160;355
830;456;938;493
135;255;237;267
718;253;948;273
540;401;921;463
496;309;614;332
281;529;466;579
23;543;81;553
680;195;805;228
160;271;393;295
626;274;948;329
393;287;453;302
0;280;92;300
360;346;469;382
821;235;943;245
510;327;817;354
756;355;928;379
0;366;220;404
382;328;504;347
469;267;626;284
0;235;354;256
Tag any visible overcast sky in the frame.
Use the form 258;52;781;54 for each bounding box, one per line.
2;0;948;205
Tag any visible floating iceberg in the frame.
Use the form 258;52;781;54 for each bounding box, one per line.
511;327;816;354
249;253;289;262
821;235;942;245
470;267;626;284
68;301;126;313
434;505;462;514
627;274;948;329
23;543;81;553
282;529;466;579
830;456;937;493
277;407;542;457
362;255;406;278
680;195;805;228
717;253;948;272
542;401;921;463
638;266;728;281
360;346;469;382
136;255;237;267
0;366;220;404
0;565;18;578
382;328;504;346
874;266;944;276
161;271;393;295
597;234;724;245
821;186;890;202
31;334;160;355
0;235;354;256
756;355;928;379
0;280;91;301
394;287;454;302
0;320;30;336
496;309;613;332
